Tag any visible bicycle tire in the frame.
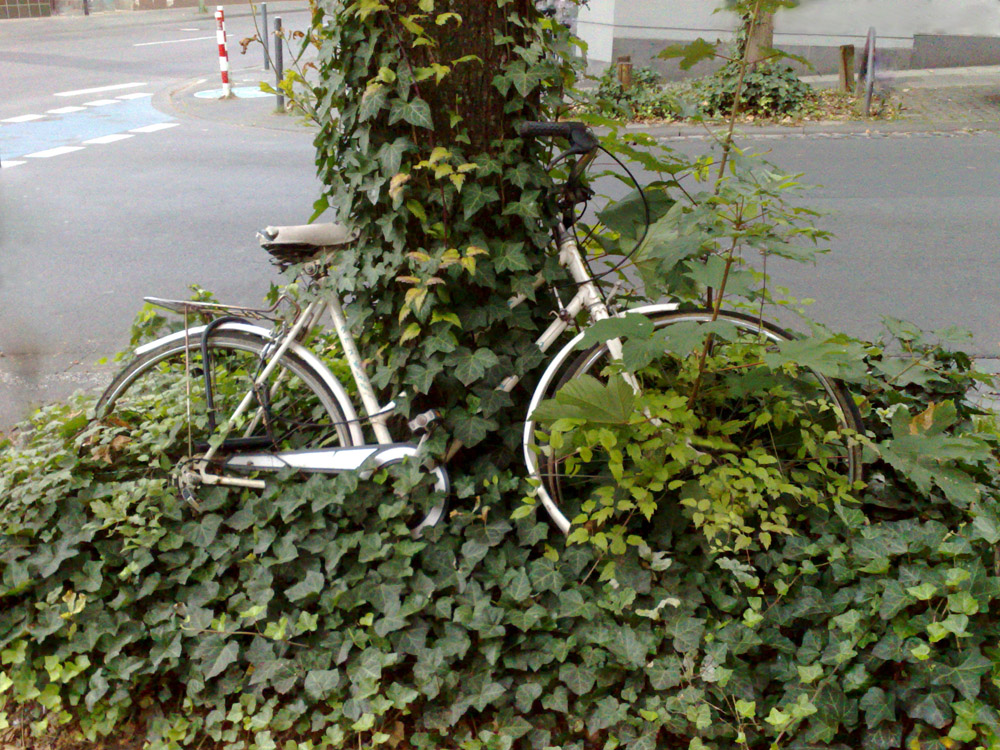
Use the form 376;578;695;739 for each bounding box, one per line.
96;329;355;484
526;308;864;534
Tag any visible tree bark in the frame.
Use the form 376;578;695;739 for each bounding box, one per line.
744;10;773;68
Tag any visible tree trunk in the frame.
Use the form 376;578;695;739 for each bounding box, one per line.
744;10;774;67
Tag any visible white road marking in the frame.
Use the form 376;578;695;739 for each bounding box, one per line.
116;92;153;100
25;146;85;158
84;99;122;107
2;114;45;123
1;161;26;169
180;27;201;31
134;36;215;47
54;82;148;97
83;134;134;145
47;106;86;114
129;122;179;133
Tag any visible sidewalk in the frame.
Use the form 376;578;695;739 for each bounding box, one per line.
164;63;1000;137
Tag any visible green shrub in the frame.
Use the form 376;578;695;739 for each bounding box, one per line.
588;65;685;121
691;60;812;118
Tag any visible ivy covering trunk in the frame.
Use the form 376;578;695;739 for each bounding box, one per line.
311;0;574;481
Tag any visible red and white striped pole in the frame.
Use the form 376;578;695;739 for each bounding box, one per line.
215;6;232;98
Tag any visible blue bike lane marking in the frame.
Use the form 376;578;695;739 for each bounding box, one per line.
0;95;176;163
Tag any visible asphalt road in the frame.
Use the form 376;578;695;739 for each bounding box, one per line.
2;8;999;430
1;4;318;429
664;131;1000;353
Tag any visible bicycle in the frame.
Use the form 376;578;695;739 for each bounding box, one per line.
95;121;864;536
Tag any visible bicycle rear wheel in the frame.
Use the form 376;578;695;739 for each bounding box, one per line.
527;309;864;538
96;329;355;481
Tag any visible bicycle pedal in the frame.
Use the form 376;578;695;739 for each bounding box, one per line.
408;410;440;434
180;487;201;512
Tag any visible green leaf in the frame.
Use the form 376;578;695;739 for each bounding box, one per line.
446;347;500;386
197;639;239;680
304;670;341;701
671;616;705;654
934;649;991;700
948;591;979;615
531;374;636;425
389;97;434;130
461;183;500;219
559;662;596;695
286;570;325;602
859;687;895;728
798;664;823;684
515;682;542;712
879;579;914;619
597;187;674;239
863;723;902;750
763;336;869;383
907;690;953;729
181;515;224;548
656;38;719;69
905;582;937;601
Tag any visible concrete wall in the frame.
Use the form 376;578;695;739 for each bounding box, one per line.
579;0;1000;76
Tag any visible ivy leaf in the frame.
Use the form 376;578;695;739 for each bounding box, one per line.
448;411;496;447
907;690;953;728
286;570;325;602
646;657;682;690
196;638;239;680
863;723;902;750
588;695;625;733
559;662;596;695
461;183;499;219
388;97;434;130
358;84;388;121
607;626;651;667
304;670;341;701
515;682;542;712
859;687;895;728
181;515;224;548
878;580;913;620
934;648;991;700
447;348;500;386
970;501;1000;543
378;137;410;177
504;568;532;602
671;616;705;654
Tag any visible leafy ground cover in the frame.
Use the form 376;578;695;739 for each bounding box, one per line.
583;64;898;125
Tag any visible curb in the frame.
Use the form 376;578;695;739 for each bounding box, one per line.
155;56;1000;140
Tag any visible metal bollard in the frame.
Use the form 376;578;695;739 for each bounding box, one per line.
274;17;284;112
262;3;269;71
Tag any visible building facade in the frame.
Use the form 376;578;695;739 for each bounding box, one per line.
577;0;1000;77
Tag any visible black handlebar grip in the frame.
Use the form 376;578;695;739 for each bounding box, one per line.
518;121;578;139
518;121;600;157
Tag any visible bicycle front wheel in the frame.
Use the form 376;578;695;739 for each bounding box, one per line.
96;329;355;479
527;309;864;538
